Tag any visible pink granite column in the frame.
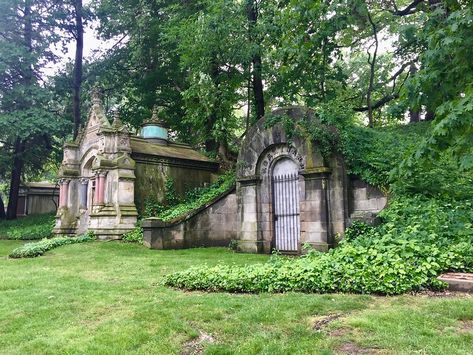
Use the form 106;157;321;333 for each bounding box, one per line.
59;181;65;207
93;174;100;205
97;172;107;205
59;179;70;208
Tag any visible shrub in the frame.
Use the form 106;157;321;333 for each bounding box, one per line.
164;195;473;295
122;226;144;244
0;213;55;240
155;172;235;222
9;232;96;258
343;221;375;242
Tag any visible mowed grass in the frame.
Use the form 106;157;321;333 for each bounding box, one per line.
0;241;472;354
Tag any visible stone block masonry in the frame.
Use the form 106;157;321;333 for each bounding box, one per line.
142;189;237;249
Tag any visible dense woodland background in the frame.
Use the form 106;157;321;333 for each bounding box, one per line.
0;0;472;219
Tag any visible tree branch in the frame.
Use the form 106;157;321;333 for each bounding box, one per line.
390;0;425;16
353;93;399;112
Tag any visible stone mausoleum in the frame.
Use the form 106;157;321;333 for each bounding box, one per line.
54;90;219;239
143;107;387;253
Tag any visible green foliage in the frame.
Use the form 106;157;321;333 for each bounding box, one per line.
153;172;235;222
122;226;144;244
164;178;180;206
165;121;473;295
340;123;428;189
343;221;375;242
0;213;55;240
165;194;473;295
142;197;166;220
142;177;182;219
9;232;95;259
228;239;239;252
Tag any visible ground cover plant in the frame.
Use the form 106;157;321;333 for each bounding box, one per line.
149;172;235;222
0;241;472;354
165;122;473;295
8;232;95;258
0;213;54;240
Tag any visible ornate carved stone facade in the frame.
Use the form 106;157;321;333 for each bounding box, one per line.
54;90;219;239
236;106;386;253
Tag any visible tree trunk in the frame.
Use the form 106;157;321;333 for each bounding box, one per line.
6;139;24;219
425;109;435;121
204;58;220;152
409;64;420;123
0;193;6;220
246;0;265;120
7;1;32;219
366;10;378;128
72;0;84;139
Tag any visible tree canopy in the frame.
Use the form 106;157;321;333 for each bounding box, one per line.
0;0;472;218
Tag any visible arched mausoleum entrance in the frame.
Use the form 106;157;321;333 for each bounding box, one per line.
271;157;301;252
236;106;347;254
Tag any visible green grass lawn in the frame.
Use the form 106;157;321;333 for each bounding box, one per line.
0;241;472;354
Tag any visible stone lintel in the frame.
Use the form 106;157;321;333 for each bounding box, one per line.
237;175;261;186
118;170;136;180
301;167;331;180
64;142;79;149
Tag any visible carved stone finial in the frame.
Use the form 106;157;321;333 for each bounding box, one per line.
91;86;103;106
112;110;122;127
144;105;166;126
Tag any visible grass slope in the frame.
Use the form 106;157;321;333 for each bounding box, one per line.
0;213;54;240
1;241;472;354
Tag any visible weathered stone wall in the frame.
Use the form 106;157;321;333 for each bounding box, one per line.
133;159;219;215
142;190;237;249
348;178;387;224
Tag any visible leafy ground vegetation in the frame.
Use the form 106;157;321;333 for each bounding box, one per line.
8;233;95;258
165;123;473;295
0;213;54;240
1;241;472;354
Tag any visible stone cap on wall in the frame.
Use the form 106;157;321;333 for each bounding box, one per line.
142;186;236;228
130;136;219;166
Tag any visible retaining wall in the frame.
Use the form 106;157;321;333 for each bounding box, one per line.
142;189;237;249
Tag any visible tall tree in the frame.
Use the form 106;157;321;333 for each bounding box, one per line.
72;0;84;139
0;0;67;219
246;0;265;121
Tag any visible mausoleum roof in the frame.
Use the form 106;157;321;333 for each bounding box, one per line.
130;136;215;163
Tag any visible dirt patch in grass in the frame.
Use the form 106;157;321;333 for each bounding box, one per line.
459;320;473;333
181;331;215;355
329;327;351;337
312;313;344;331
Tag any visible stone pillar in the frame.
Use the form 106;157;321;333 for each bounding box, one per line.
97;171;107;205
93;174;100;205
300;169;330;251
59;179;70;208
236;177;261;253
79;178;88;209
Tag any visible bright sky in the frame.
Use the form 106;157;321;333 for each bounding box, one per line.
43;21;113;78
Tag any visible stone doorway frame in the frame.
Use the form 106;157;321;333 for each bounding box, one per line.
236;107;348;254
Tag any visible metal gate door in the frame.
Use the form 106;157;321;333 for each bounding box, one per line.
272;172;300;252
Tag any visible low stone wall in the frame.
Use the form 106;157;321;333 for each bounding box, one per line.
142;189;237;249
348;178;387;225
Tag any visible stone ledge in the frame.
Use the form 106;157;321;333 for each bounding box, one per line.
438;273;473;293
